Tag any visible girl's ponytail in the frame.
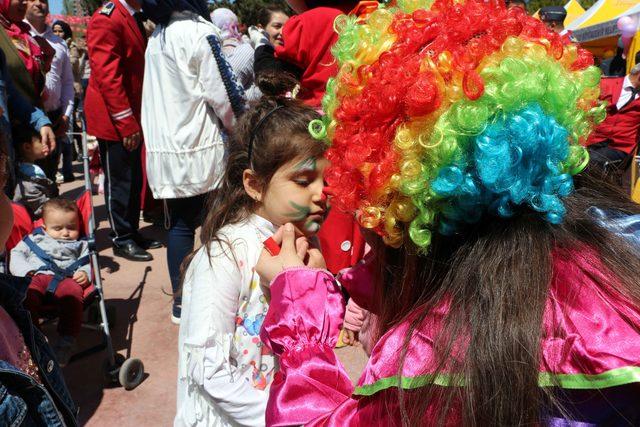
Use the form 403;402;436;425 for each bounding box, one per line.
254;71;299;100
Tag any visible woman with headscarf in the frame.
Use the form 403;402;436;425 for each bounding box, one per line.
211;7;260;101
140;0;243;326
0;0;45;104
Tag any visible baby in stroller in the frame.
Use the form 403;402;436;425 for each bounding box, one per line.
10;198;91;366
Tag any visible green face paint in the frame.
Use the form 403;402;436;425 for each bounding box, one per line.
294;157;317;172
284;201;310;221
280;157;323;233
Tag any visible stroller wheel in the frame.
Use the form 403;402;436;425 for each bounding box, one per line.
119;358;145;391
103;353;126;385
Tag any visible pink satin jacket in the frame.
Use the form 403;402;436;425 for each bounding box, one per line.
260;248;640;426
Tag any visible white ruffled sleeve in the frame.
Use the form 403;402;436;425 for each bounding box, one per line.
176;239;267;427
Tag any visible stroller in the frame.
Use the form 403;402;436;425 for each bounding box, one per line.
4;118;145;391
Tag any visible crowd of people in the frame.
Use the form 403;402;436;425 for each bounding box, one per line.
1;0;640;425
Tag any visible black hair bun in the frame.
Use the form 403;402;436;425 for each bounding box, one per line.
255;71;299;99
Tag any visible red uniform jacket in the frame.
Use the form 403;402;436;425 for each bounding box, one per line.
587;76;640;154
85;1;146;141
275;6;351;108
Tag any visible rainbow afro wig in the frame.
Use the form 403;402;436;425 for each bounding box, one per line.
313;0;606;250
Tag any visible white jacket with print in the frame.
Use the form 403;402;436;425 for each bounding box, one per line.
141;11;239;200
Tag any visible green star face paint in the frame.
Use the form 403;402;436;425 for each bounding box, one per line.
283;201;324;234
284;201;311;221
294;157;317;172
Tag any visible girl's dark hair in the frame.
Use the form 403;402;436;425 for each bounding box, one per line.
0;135;8;189
11;127;39;161
257;4;287;27
372;169;640;425
254;71;298;98
52;20;73;40
183;73;323;272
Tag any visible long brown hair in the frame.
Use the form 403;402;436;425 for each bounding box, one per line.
0;133;8;188
184;91;323;271
373;170;640;425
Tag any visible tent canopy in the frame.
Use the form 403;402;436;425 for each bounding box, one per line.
567;0;639;42
564;0;586;27
623;3;640;17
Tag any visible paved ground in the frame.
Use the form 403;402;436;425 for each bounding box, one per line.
51;166;368;426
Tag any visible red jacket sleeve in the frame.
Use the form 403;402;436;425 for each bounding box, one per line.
87;15;140;138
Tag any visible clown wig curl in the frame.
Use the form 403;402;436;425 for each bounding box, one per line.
316;0;605;250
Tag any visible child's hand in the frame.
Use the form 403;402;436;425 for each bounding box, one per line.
341;329;358;346
256;223;326;283
344;299;366;332
73;271;89;287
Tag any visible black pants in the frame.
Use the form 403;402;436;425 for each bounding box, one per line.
99;139;142;244
166;193;208;315
37;108;63;182
588;141;628;172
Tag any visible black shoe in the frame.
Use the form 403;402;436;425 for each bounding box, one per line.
63;175;75;183
133;235;163;250
113;240;153;262
142;212;164;228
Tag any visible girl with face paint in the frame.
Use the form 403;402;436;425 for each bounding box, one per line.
175;75;328;426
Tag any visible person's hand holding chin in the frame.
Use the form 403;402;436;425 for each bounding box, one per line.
256;223;326;284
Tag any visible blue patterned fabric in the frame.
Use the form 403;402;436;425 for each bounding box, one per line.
0;273;78;426
206;34;246;119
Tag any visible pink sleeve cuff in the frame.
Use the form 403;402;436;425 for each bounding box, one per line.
260;267;355;426
261;267;345;355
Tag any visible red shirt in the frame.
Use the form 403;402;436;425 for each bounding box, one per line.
587;77;640;154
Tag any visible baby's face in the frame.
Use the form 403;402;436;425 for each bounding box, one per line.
43;209;80;240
